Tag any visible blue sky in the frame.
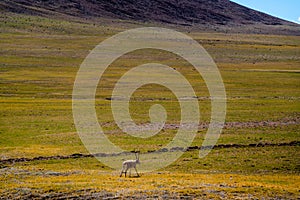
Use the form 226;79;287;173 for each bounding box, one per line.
230;0;300;24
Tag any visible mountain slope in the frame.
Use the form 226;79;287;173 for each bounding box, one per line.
0;0;299;35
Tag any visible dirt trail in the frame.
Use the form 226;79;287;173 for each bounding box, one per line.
1;141;298;166
101;117;300;131
163;117;300;130
1;117;299;165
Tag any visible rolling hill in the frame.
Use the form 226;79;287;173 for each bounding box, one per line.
1;0;299;35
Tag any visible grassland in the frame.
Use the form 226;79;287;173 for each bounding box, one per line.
0;12;299;199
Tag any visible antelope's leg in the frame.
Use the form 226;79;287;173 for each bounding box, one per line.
134;166;140;177
120;164;125;177
125;167;128;177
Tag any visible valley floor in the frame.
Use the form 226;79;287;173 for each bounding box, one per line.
0;13;299;199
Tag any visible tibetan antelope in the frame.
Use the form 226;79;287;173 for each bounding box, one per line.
120;151;140;177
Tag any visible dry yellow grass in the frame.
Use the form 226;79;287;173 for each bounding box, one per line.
1;12;299;199
2;167;299;199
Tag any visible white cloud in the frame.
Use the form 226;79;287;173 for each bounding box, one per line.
298;17;300;23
